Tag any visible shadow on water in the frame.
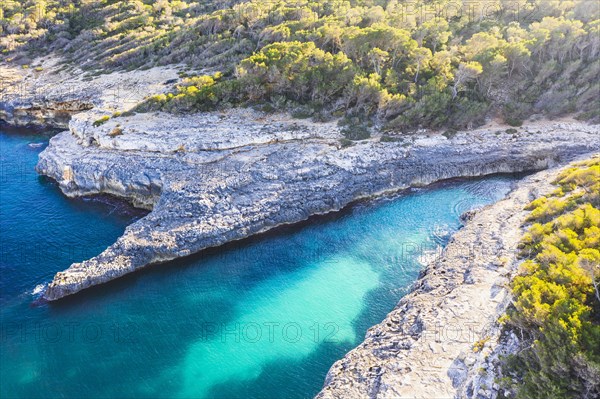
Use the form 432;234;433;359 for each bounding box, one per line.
206;341;355;399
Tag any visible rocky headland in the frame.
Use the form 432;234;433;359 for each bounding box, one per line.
1;60;599;305
36;116;600;302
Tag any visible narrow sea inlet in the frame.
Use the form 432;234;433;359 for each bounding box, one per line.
1;128;519;399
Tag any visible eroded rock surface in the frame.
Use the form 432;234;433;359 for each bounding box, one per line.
0;57;178;128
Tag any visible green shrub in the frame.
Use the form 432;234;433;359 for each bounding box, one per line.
503;102;528;127
92;116;110;127
504;116;524;127
258;103;276;114
291;107;314;119
339;138;354;148
312;111;335;123
380;135;402;143
442;128;458;139
341;124;371;141
386;90;453;131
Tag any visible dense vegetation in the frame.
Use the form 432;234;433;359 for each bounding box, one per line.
1;1;599;130
501;157;600;398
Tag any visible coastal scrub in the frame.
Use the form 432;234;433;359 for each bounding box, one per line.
502;157;600;398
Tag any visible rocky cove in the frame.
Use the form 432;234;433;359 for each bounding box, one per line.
1;62;599;398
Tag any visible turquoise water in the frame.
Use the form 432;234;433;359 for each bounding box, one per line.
0;128;518;399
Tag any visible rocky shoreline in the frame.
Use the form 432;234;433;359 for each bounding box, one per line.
316;159;594;399
1;61;599;303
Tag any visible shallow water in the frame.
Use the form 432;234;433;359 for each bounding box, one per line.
0;128;519;398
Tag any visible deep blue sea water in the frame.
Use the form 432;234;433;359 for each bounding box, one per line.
0;128;518;398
